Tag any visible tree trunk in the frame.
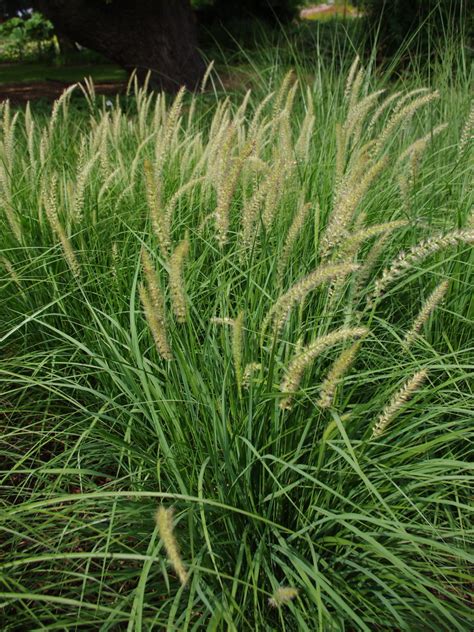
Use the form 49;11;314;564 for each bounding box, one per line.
34;0;205;92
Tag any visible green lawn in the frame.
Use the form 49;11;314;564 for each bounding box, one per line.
0;61;126;84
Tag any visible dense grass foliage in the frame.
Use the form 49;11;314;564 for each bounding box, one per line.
0;56;473;630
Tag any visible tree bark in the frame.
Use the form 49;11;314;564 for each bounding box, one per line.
34;0;205;92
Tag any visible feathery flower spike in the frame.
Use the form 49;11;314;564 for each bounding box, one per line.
372;370;428;438
268;586;299;608
155;506;188;586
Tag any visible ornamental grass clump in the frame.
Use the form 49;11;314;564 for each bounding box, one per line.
0;54;473;631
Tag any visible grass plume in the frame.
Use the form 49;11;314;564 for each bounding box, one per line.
280;327;368;410
372;370;428;438
155;506;188;586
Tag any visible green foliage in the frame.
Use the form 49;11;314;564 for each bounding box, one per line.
0;11;53;61
0;42;473;630
24;10;53;42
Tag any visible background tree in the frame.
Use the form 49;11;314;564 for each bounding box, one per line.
30;0;300;92
32;0;301;92
0;11;53;60
33;0;206;92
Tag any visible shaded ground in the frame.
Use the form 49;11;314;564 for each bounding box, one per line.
0;79;126;104
0;66;257;105
0;61;127;104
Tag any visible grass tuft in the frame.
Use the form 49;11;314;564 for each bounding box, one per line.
0;48;473;630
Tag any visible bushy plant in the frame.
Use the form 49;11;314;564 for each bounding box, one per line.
0;11;53;61
0;58;473;629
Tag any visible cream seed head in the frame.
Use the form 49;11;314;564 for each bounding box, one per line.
337;220;408;261
271;69;295;125
0;256;21;288
321;155;389;260
25;101;36;168
398;171;411;207
344;89;386;147
164;177;205;231
0;177;21;243
144;159;171;259
111;242;118;280
458;101;474;155
211;317;235;326
367;88;429;140
242;362;262;389
318;341;361;409
277;200;312;285
347;66;365;116
241;179;268;255
268;586;299;608
391;87;430;116
370;229;474;306
235;89;252;127
398;123;448;164
261;154;288;231
2;104;19;172
295;110;315;162
200;60;215;93
344;55;360;102
373;90;440;156
214;138;254;247
372;369;428;438
73;152;99;224
155;506;188;586
44;174;81;279
140;249;172;360
280;327;368;410
404;280;449;347
155;85;186;173
367;90;403;135
169;237;190;323
139;282;172;361
262;262;360;342
248;91;274;140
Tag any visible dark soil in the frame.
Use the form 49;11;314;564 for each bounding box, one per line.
0;80;126;104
